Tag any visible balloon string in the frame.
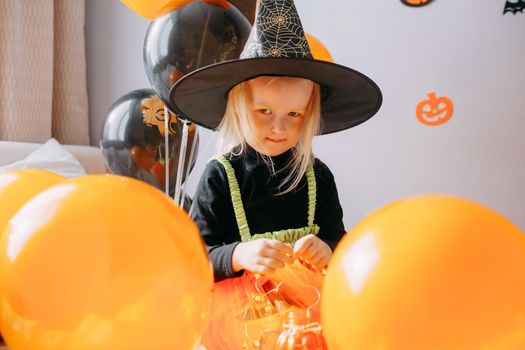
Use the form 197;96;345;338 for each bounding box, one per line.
196;8;211;69
174;119;190;205
164;105;170;195
181;125;198;206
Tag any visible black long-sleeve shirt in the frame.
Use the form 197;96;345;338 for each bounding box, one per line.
190;146;346;281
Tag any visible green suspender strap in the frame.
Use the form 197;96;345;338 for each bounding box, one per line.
214;156;320;245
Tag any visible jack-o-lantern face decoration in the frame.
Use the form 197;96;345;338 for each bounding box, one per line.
401;0;434;7
141;96;177;135
416;92;454;126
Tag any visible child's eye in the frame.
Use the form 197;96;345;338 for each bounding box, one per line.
288;112;303;118
258;109;272;115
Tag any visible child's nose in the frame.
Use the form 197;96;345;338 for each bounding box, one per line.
271;116;286;132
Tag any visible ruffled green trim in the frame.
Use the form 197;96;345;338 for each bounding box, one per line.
250;224;320;244
306;162;316;227
214;156;318;244
215;156;251;242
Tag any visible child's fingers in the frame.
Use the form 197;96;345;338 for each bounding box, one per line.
267;240;293;256
306;249;324;266
318;255;330;268
301;245;321;261
262;248;293;264
293;235;314;257
254;262;276;275
310;251;331;269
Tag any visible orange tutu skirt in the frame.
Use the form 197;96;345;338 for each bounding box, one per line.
201;261;324;350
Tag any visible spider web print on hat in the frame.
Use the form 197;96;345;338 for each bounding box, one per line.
240;0;313;59
168;0;383;134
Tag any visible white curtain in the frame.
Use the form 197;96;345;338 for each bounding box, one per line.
0;0;89;145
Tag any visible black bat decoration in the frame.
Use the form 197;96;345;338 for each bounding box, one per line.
503;0;525;14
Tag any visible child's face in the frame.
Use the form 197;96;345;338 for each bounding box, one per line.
246;76;314;157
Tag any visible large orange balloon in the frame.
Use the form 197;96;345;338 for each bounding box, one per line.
305;33;334;63
0;175;213;350
0;169;64;235
322;195;525;350
120;0;193;19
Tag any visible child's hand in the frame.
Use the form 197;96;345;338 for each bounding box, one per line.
293;234;332;271
232;239;293;275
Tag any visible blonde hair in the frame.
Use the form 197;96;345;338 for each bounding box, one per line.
217;76;321;194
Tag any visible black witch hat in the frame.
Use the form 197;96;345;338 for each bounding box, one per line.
169;0;382;135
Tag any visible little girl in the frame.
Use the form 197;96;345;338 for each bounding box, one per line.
169;0;382;348
193;74;344;279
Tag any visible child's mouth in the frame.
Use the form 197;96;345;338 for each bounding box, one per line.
266;137;286;143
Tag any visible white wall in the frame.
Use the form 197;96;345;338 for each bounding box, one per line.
86;0;525;231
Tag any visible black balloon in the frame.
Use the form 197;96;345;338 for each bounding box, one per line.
143;0;252;112
100;89;198;201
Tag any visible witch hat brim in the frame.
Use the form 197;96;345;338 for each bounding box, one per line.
168;0;383;135
169;57;381;134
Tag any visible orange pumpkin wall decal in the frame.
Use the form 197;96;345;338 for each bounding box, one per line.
401;0;434;7
415;92;454;126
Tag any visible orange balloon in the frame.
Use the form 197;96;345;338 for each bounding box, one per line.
0;175;213;350
322;195;525;350
0;169;65;235
120;0;193;20
305;33;334;63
